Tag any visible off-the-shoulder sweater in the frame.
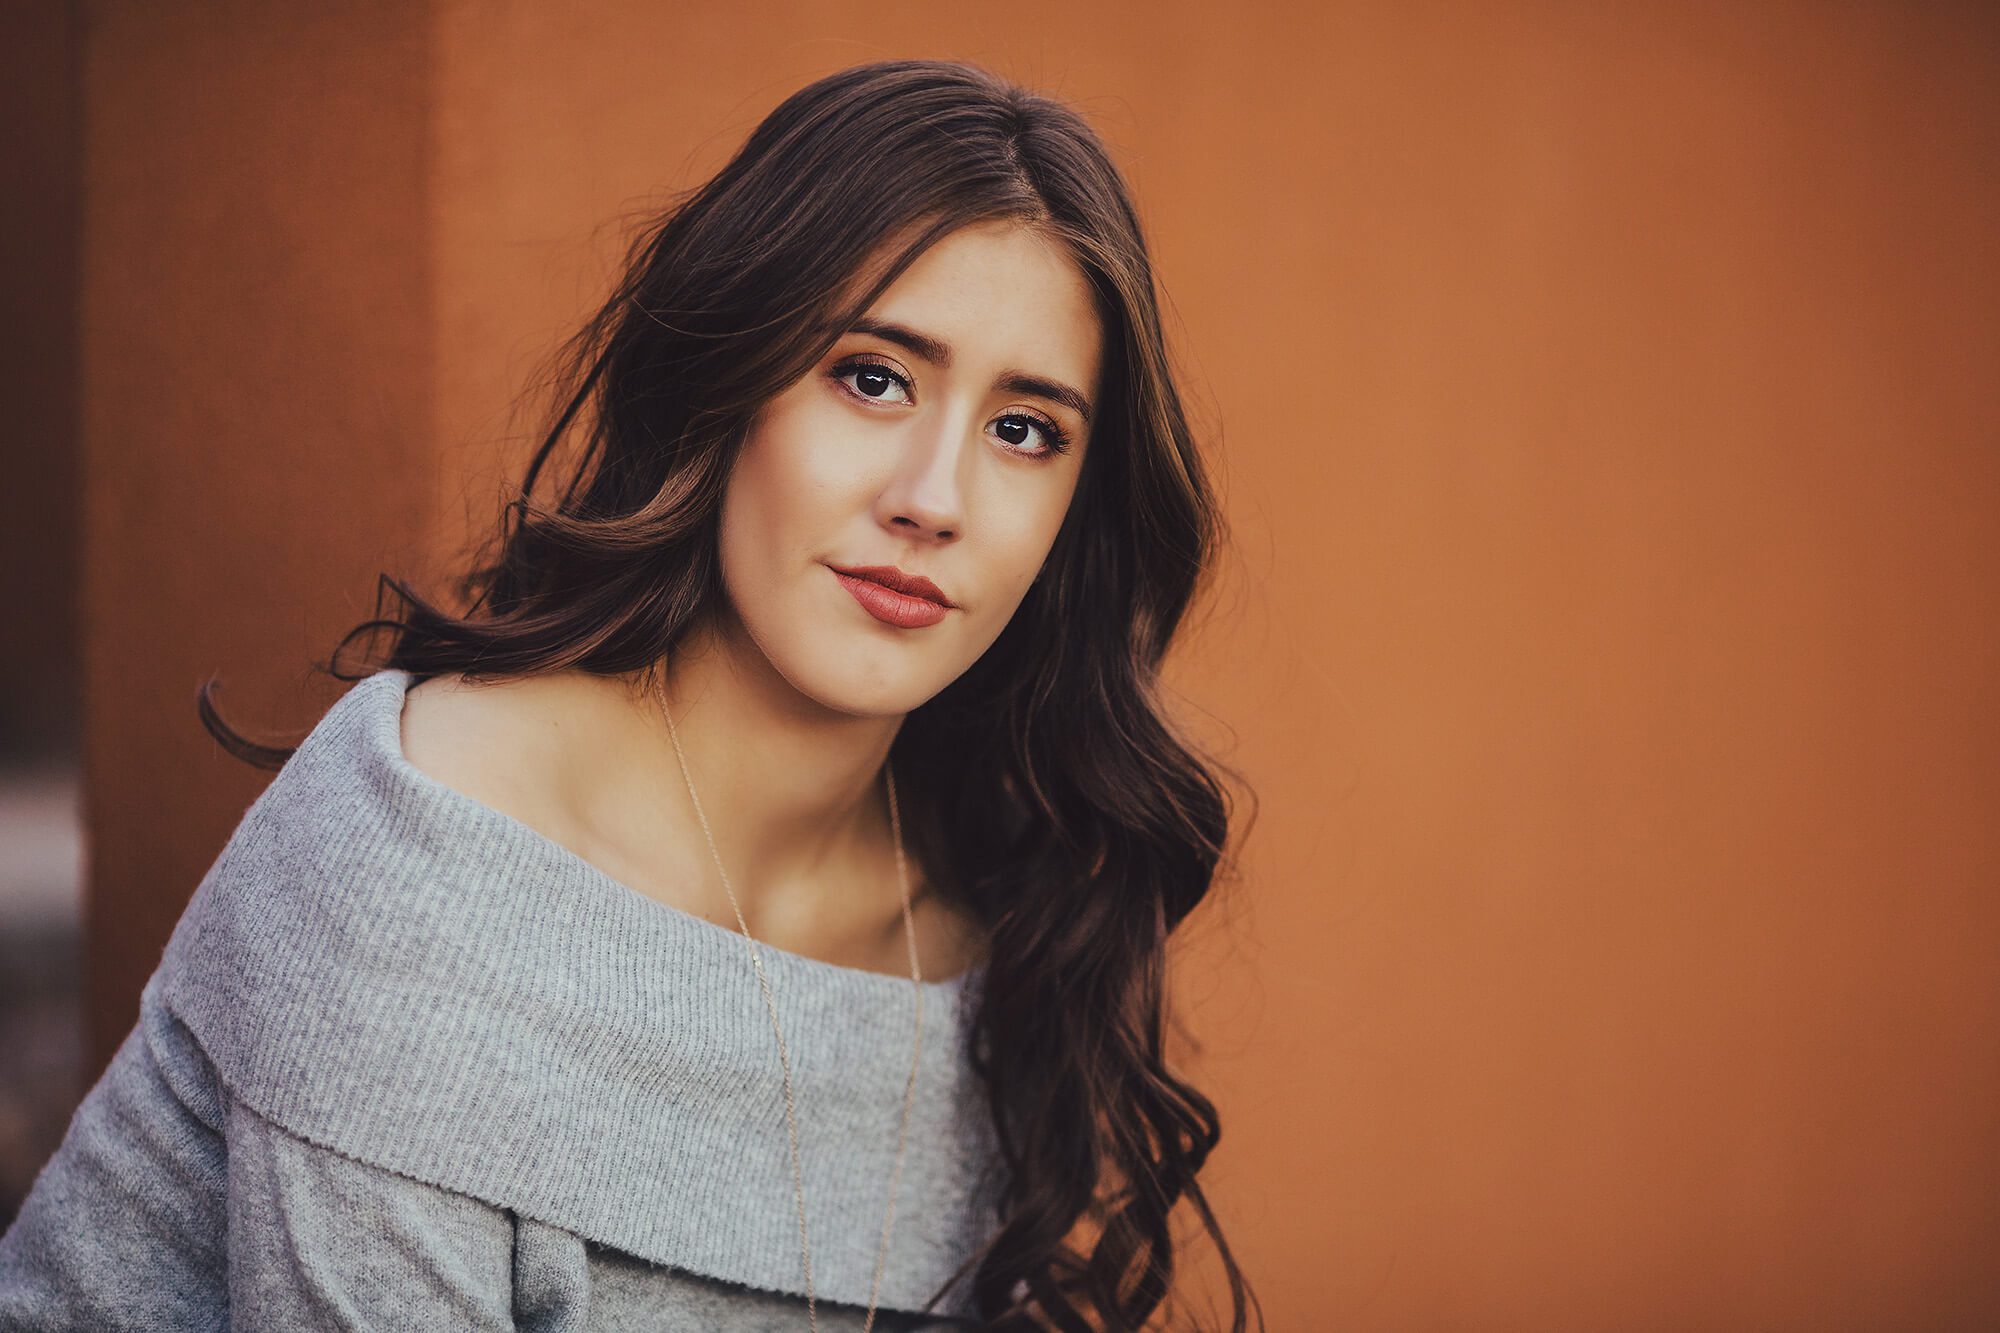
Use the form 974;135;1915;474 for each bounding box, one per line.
0;667;1003;1330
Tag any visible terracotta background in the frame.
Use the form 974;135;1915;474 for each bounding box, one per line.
18;0;1999;1326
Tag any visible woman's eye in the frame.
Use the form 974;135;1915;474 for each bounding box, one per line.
831;359;911;404
993;414;1072;458
829;358;1071;459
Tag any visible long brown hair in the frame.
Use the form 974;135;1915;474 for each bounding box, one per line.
202;58;1263;1332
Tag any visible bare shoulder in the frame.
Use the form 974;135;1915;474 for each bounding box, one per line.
397;671;597;834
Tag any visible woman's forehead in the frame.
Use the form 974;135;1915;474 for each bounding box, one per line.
846;223;1104;391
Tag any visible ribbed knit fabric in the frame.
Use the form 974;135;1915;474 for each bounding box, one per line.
0;668;1005;1330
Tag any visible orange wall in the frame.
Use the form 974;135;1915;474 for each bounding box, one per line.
79;0;435;1069
82;2;1999;1327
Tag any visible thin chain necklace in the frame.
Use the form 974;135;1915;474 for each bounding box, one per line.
652;671;926;1333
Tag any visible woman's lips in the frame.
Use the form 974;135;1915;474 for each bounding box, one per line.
832;568;951;628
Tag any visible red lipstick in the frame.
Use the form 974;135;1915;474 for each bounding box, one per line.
829;563;955;629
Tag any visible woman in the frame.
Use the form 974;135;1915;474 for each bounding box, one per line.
0;58;1262;1332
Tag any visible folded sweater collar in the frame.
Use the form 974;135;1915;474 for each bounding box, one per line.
154;668;1003;1319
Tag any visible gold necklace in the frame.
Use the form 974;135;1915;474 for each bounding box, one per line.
653;671;926;1333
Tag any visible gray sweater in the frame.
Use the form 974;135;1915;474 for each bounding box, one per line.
0;668;1004;1330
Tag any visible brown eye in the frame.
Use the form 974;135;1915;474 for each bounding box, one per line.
830;358;911;404
993;413;1072;459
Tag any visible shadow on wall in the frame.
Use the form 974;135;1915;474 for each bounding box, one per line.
0;759;84;1234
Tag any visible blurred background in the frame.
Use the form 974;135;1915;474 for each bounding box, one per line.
2;2;1996;1328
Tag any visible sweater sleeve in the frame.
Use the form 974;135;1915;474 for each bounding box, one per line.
0;991;592;1332
219;1089;520;1330
0;993;230;1330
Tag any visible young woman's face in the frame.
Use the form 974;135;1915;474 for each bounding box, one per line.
715;219;1104;717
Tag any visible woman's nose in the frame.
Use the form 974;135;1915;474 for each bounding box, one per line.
877;413;971;540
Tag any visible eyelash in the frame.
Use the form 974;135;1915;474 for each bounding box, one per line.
828;356;1073;458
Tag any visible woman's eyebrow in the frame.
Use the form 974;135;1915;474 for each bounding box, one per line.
848;316;1094;425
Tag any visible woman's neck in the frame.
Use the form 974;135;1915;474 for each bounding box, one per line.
560;618;926;955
